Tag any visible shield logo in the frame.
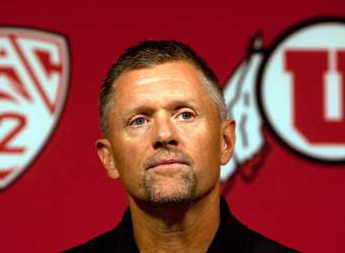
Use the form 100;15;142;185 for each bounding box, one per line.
0;27;70;189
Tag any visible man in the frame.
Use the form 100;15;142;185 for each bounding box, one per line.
65;41;297;252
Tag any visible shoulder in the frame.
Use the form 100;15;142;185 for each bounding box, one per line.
221;218;299;252
62;226;121;253
62;208;138;252
218;197;299;253
247;229;299;253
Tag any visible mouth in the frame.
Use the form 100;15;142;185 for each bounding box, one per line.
147;158;189;170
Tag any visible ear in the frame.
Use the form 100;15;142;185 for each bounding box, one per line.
96;139;119;179
220;119;236;165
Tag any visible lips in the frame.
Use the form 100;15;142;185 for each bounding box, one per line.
147;158;189;170
144;150;194;171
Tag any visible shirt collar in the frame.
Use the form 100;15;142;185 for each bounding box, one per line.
115;196;246;252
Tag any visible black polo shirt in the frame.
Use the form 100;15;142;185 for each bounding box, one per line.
64;197;298;252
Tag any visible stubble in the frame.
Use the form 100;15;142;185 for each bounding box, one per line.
142;148;197;205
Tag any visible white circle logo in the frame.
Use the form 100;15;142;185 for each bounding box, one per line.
258;18;345;162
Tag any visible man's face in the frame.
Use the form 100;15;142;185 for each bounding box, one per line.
97;61;234;205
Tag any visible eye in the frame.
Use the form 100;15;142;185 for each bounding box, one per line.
130;117;147;126
179;111;194;120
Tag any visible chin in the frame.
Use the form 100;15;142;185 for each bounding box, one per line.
147;189;196;205
143;172;197;205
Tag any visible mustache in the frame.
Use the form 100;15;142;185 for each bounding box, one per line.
143;148;194;170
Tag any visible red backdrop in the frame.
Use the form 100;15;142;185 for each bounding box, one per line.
1;1;345;252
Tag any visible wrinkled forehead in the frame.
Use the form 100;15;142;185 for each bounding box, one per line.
120;61;202;84
104;62;221;125
113;61;210;102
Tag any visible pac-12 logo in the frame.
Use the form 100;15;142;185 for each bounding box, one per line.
221;17;345;181
0;28;70;189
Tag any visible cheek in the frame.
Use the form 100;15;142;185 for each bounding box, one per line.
196;134;221;188
192;121;221;150
110;134;147;178
113;130;148;159
111;140;145;194
182;122;222;167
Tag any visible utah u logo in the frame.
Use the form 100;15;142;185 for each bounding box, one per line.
285;50;345;144
221;18;345;181
0;28;70;189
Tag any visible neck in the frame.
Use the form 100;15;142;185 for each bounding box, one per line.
129;186;221;253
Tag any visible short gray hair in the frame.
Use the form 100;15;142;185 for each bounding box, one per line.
99;40;227;136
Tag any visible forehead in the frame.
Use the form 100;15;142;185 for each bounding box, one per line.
113;61;214;109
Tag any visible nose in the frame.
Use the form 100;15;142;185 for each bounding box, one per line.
152;114;179;149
